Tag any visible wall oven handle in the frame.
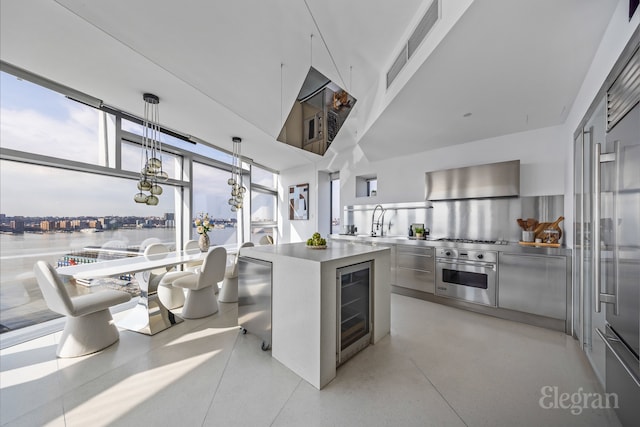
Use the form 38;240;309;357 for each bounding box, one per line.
595;328;640;388
436;259;496;269
593;142;618;314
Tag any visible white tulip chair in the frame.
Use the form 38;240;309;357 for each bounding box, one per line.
33;261;131;358
218;242;254;303
172;246;226;319
157;240;200;309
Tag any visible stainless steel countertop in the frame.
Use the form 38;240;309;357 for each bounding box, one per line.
330;234;572;257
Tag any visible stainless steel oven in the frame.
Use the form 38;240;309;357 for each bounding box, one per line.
435;248;497;307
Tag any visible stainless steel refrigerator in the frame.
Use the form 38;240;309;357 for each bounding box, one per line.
574;40;639;426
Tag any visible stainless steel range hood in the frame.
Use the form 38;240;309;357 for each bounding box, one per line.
425;160;520;201
277;67;356;156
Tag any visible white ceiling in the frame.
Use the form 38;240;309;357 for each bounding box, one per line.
0;0;619;171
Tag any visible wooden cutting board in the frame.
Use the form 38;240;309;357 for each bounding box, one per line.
534;216;564;243
519;241;561;248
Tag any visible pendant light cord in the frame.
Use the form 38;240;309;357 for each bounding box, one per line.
303;0;347;90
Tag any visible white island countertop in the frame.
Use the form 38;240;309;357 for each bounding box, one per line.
240;240;390;263
239;240;391;389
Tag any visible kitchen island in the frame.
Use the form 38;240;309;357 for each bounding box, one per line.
240;241;391;389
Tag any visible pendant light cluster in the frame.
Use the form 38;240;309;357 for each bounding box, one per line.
227;136;246;211
134;93;168;205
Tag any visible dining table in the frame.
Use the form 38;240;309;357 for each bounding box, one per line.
57;248;220;335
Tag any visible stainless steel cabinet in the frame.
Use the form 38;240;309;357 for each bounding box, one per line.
395;245;435;293
498;253;567;320
238;257;272;350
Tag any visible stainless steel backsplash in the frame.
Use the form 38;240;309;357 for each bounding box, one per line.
344;195;564;242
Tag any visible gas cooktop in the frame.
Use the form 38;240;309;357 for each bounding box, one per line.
435;238;509;245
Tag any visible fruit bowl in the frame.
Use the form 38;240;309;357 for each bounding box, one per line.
306;232;327;249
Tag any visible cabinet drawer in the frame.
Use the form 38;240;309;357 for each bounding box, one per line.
397;252;434;270
397;245;434;256
396;267;435;293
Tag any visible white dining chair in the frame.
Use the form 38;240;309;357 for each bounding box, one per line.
172;246;226;319
139;237;162;254
142;243;170;292
33;261;131;358
97;240;129;262
259;235;274;245
157;240;200;309
218;242;254;303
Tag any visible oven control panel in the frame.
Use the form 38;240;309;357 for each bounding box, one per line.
436;248;497;263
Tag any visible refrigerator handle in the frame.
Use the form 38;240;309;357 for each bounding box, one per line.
580;128;590;348
592;142;618;314
594;142;601;313
612;140;620;316
336;271;341;365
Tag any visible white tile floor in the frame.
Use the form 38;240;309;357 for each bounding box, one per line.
0;294;622;427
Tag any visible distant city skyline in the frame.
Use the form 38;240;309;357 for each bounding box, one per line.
0;213;237;221
0;213;239;235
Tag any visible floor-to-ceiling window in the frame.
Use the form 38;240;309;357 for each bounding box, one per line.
0;160;178;331
192;161;238;246
250;165;278;244
0;70;184;333
0;66;277;336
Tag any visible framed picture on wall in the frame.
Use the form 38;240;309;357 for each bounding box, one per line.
289;183;309;220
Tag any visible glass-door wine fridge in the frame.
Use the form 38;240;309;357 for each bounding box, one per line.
336;261;372;366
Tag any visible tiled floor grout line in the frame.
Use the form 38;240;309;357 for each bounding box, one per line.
200;327;242;427
410;357;469;427
269;377;304;427
55;332;70;427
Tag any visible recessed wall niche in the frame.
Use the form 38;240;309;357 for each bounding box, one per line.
356;175;377;198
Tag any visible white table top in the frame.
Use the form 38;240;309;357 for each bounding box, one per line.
57;249;209;279
58;243;241;279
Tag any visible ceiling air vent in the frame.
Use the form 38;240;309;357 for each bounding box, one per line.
408;0;439;58
386;45;408;88
386;0;440;89
607;44;640;131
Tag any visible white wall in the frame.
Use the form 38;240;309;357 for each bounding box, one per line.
316;171;332;238
279;164;319;243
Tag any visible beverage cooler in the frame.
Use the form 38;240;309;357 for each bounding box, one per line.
336;261;372;366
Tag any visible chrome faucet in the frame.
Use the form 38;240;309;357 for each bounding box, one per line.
371;205;386;237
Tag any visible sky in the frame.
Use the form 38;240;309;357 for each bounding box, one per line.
0;71;251;219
